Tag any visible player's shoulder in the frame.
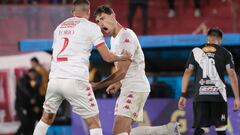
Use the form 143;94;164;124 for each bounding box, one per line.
83;19;100;30
119;28;136;40
220;46;230;53
121;28;136;36
192;44;205;52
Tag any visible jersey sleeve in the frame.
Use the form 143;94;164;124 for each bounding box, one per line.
90;24;105;48
119;31;136;58
185;51;196;69
225;51;235;69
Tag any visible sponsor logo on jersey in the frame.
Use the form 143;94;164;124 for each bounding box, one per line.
202;46;216;53
199;79;222;85
199;86;220;95
123;38;130;43
221;114;226;121
60;20;80;28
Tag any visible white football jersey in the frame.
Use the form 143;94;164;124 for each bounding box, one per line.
49;17;105;82
111;28;150;92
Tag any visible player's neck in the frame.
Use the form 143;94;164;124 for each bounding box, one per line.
73;13;88;19
112;23;123;37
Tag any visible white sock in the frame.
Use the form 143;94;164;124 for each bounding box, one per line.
89;128;103;135
118;132;128;135
33;120;50;135
216;126;227;131
130;125;168;135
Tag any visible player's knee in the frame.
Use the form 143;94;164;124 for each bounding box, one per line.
113;118;123;135
113;116;131;135
85;115;101;129
41;112;56;125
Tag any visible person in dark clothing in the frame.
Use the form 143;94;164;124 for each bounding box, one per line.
128;0;148;35
168;0;201;17
15;69;43;135
178;28;240;135
89;63;105;98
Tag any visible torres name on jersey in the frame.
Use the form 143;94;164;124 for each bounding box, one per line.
49;17;105;82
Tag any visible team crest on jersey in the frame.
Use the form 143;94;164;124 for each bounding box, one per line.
202;46;216;53
123;38;130;43
221;114;226;121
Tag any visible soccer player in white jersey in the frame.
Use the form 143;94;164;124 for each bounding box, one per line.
33;1;131;135
93;5;180;135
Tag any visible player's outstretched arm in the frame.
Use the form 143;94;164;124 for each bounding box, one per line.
226;68;240;112
178;68;193;110
92;60;131;91
97;43;131;62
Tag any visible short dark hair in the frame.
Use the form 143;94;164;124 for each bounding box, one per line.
73;0;89;6
94;5;114;16
31;57;39;64
207;27;223;39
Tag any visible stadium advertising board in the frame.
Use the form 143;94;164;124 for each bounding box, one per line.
72;99;240;135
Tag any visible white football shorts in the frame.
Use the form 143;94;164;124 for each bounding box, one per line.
114;90;149;122
43;78;99;119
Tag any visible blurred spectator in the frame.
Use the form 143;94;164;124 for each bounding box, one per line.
149;73;172;98
128;0;148;35
49;0;61;4
167;0;175;18
1;0;18;4
168;0;201;17
89;63;106;98
194;0;201;17
26;6;40;37
31;57;49;96
52;100;71;125
28;0;38;4
15;69;43;135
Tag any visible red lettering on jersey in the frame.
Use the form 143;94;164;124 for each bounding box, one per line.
60;20;80;28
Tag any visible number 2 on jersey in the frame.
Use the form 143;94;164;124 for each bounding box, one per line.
57;37;69;62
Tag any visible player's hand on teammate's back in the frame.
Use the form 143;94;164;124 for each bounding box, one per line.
106;82;121;94
233;98;240;112
178;97;187;110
